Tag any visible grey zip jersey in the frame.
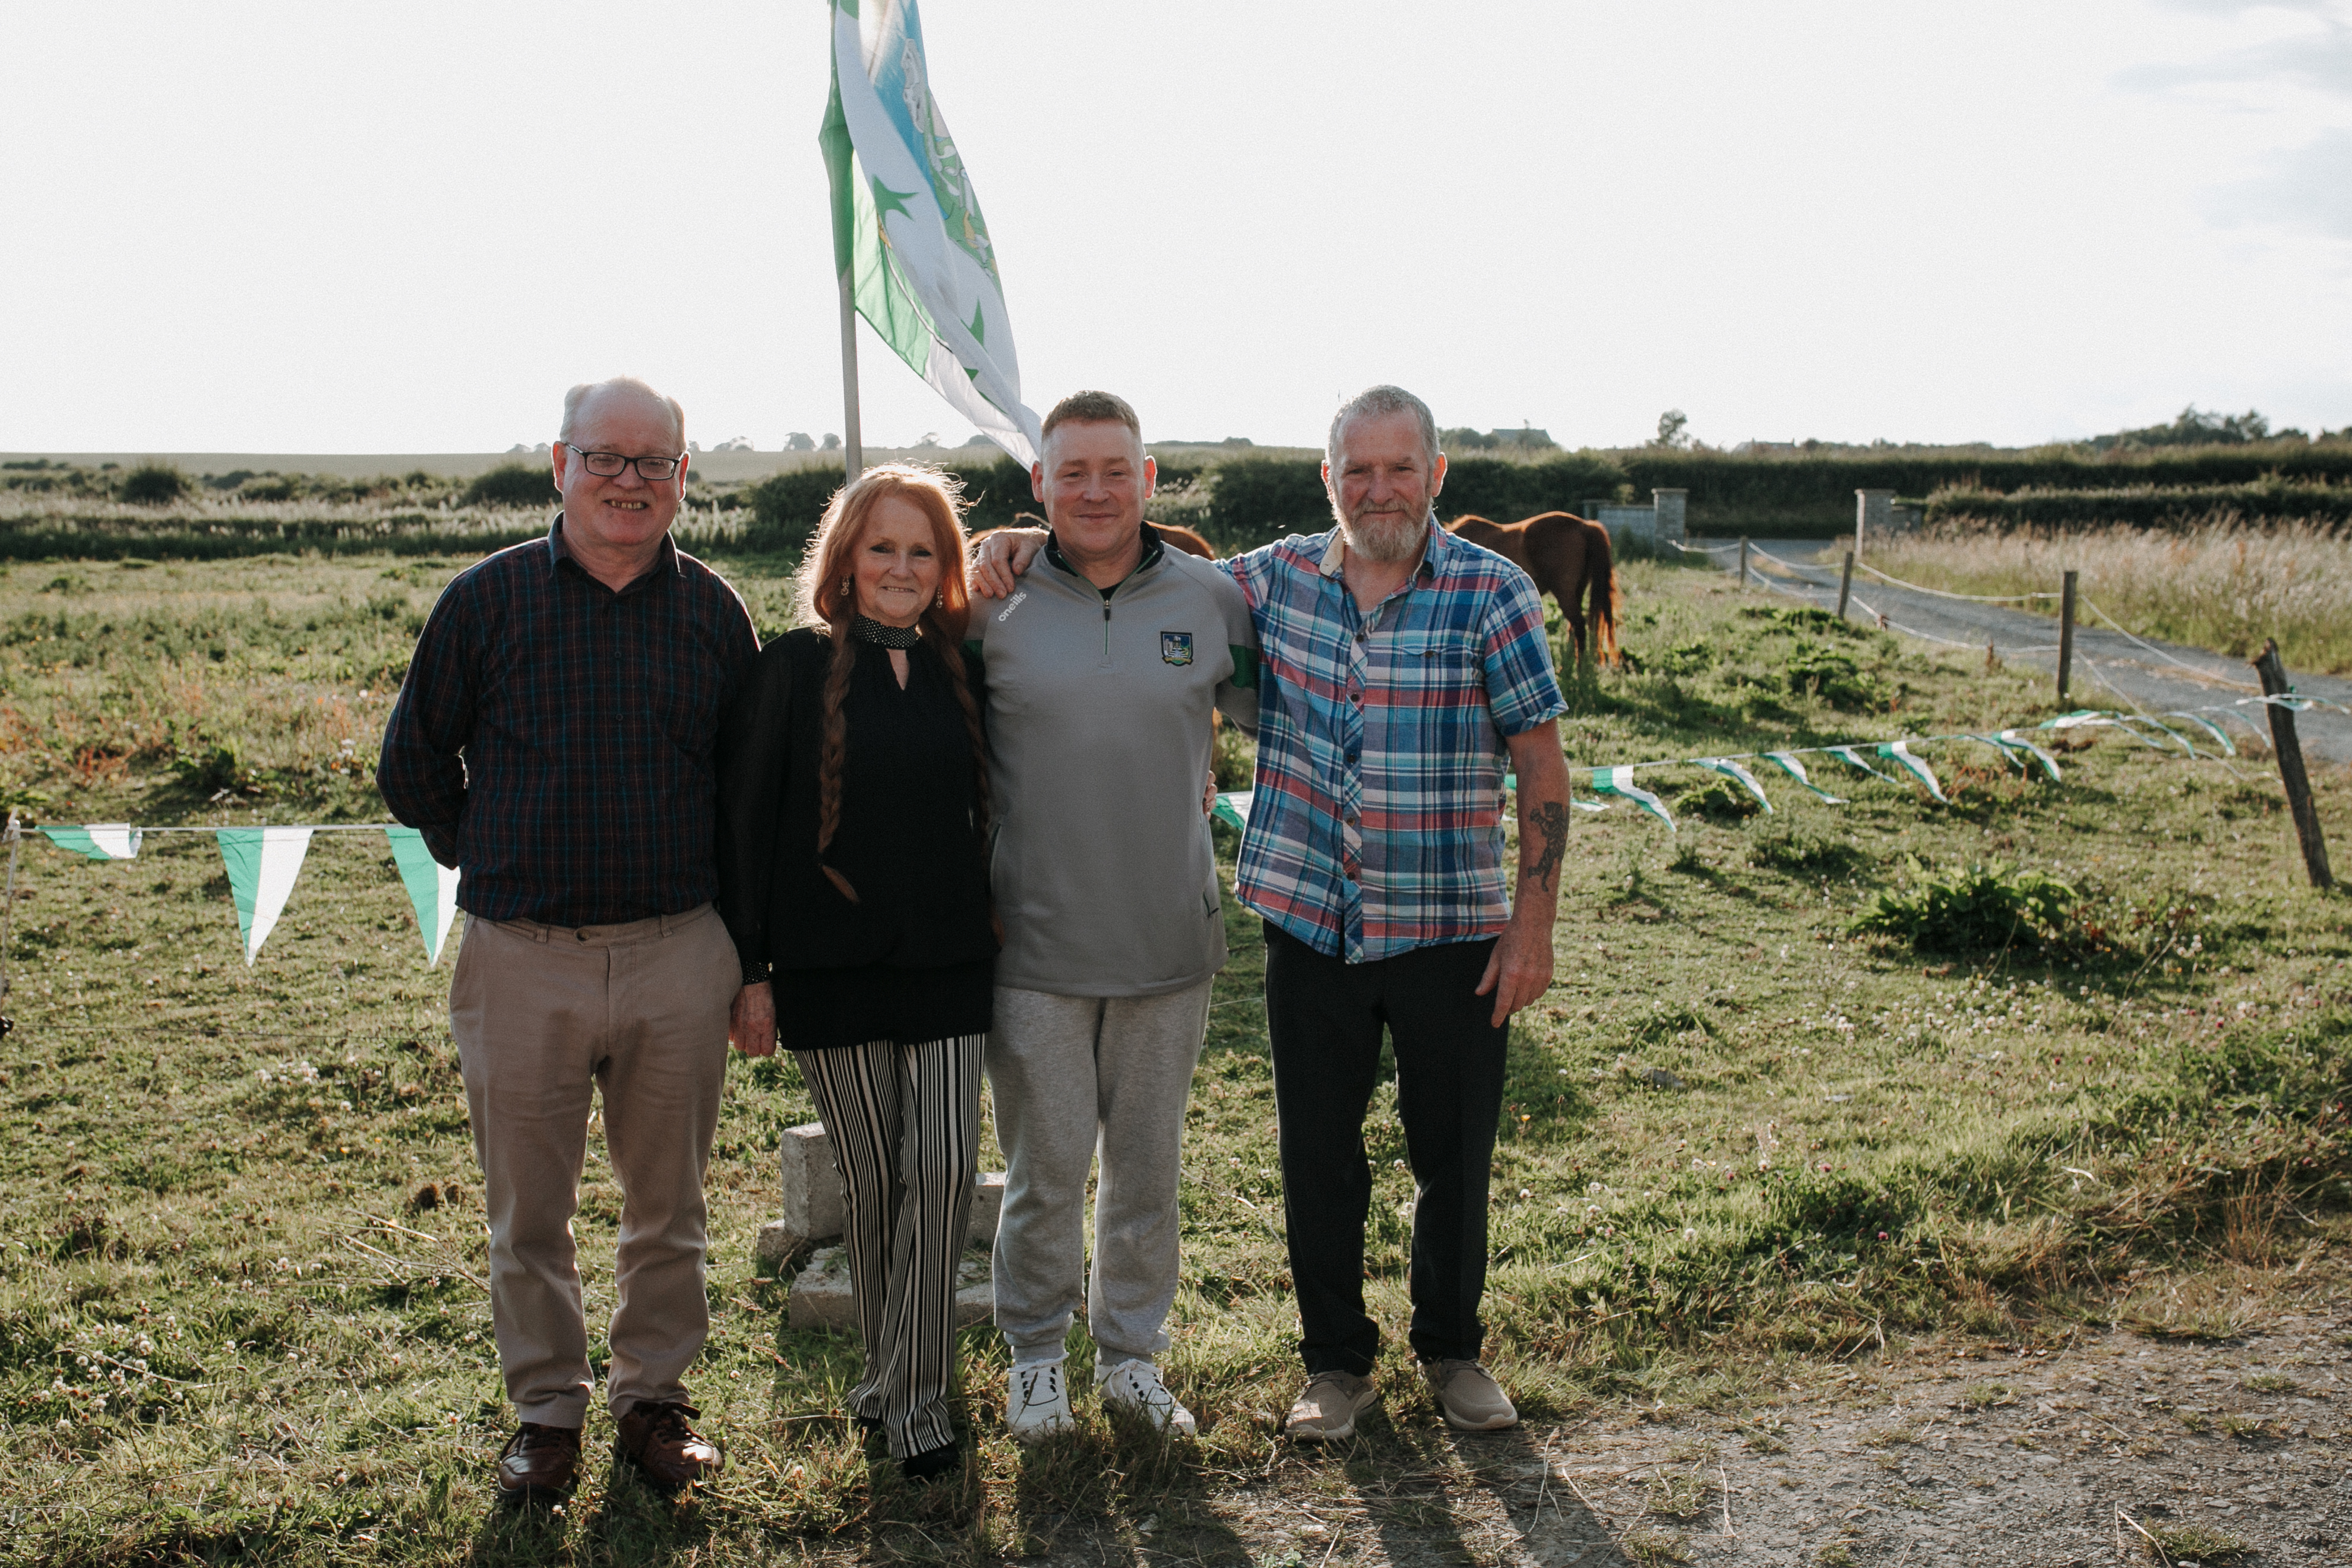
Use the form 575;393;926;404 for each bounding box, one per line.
967;538;1259;997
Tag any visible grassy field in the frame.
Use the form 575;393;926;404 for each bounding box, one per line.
1865;518;2352;675
0;551;2344;1565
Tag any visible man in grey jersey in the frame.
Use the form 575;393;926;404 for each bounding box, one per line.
966;390;1257;1441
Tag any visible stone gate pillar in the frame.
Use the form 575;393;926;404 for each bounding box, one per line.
1651;488;1687;546
1855;489;1893;555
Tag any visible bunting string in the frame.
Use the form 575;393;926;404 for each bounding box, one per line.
20;823;459;966
1199;697;2333;836
16;685;2342;960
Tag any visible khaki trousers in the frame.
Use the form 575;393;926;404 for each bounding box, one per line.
450;902;740;1428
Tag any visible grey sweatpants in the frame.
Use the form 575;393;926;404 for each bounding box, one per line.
986;979;1213;1370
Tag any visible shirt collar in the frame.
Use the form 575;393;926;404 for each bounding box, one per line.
1318;513;1446;582
1043;521;1164;589
547;513;681;594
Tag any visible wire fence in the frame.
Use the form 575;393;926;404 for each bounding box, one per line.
1686;541;2277;684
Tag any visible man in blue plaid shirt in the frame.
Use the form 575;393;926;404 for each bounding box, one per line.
972;384;1573;1440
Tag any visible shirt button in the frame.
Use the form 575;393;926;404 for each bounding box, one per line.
1345;752;1358;766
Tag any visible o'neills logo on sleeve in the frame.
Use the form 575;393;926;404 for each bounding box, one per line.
995;590;1028;622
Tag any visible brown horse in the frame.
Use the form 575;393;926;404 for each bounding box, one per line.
1152;523;1216;560
1446;512;1620;666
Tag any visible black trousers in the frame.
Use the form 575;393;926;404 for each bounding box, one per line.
1263;921;1510;1377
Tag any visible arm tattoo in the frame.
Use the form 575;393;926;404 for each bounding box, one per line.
1528;800;1568;893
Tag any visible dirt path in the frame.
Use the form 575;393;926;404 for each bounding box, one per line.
1700;540;2352;769
1065;1299;2347;1568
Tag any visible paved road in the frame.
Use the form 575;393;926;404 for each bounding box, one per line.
1696;539;2352;767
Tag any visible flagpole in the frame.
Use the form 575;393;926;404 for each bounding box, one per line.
837;265;864;481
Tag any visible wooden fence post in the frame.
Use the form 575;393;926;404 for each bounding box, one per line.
2253;638;2334;890
1836;551;1855;619
1738;537;1750;589
2057;570;2077;702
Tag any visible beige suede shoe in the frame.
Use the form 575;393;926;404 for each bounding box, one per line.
1284;1371;1377;1441
1422;1359;1517;1431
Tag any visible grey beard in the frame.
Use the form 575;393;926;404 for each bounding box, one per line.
1342;508;1427;564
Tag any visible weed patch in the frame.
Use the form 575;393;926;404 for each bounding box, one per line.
1850;859;2080;954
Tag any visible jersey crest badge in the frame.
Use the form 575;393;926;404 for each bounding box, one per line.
1160;631;1194;666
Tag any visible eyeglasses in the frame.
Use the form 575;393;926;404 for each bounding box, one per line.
567;447;684;481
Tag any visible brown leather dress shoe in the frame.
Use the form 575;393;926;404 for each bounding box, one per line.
615;1400;723;1493
495;1421;581;1501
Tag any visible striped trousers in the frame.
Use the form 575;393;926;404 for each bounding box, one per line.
795;1034;984;1459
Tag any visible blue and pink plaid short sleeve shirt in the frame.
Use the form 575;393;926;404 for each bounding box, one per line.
1223;517;1566;963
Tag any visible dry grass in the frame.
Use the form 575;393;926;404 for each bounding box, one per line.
1867;517;2352;673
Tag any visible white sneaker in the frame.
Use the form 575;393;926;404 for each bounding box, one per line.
1006;1361;1072;1444
1097;1358;1198;1438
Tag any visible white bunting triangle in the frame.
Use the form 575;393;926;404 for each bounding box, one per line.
40;824;142;859
215;827;313;965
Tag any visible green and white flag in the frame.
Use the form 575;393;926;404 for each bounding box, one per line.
2163;712;2236;757
1693;757;1772;814
1210;791;1252;832
821;0;1041;463
40;824;141;859
1765;750;1844;804
1828;744;1896;783
1876;741;1948;804
216;827;312;965
1991;729;2064;780
385;827;460;966
1590;766;1676;830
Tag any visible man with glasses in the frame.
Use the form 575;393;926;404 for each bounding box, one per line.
380;376;762;1503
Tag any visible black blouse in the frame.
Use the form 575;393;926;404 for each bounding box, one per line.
715;627;996;1051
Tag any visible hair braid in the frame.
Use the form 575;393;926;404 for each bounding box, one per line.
814;621;861;904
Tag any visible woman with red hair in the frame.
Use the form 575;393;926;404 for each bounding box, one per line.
716;464;995;1482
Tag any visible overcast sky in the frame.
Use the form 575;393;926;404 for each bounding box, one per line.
4;0;2348;454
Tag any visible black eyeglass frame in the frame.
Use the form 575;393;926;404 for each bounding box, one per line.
564;447;687;481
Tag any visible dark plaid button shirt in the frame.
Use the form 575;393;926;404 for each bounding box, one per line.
378;517;760;927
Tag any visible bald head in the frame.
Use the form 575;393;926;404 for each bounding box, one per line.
561;377;685;450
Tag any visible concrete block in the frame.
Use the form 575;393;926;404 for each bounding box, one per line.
777;1121;846;1244
969;1171;1006;1245
754;1219;799;1275
788;1243;996;1335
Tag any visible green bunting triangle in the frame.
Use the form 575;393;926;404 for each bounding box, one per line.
385;828;460;965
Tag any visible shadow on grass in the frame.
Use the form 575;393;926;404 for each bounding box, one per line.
1451;1425;1638;1566
1006;1416;1252;1566
1302;1412;1636;1568
461;1454;728;1566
